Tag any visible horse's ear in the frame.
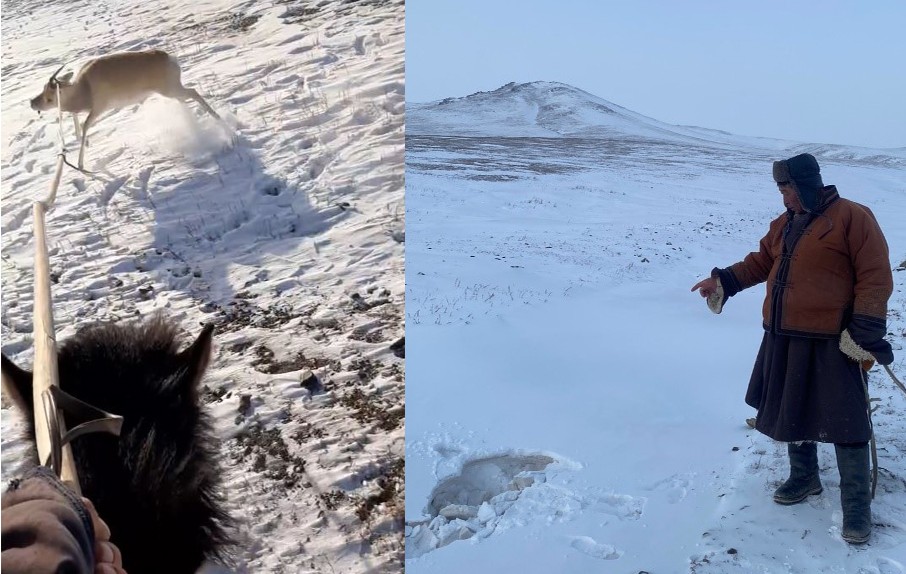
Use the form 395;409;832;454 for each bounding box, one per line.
1;354;34;416
57;72;73;84
177;324;214;388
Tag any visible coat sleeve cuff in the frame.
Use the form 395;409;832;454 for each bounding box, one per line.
711;267;742;298
847;314;894;366
2;466;96;574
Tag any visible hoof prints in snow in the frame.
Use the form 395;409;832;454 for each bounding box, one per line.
407;453;554;558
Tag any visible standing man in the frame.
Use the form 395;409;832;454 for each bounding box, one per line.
691;152;894;544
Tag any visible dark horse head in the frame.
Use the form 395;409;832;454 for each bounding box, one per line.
1;315;233;574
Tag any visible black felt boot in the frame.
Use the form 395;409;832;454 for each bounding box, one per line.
835;443;872;544
774;441;823;505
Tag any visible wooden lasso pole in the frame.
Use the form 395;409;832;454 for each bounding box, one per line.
31;81;80;493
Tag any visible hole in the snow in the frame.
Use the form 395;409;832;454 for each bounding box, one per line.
427;453;554;514
407;453;555;557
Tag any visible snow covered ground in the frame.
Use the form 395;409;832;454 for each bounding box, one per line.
1;0;404;572
405;82;906;573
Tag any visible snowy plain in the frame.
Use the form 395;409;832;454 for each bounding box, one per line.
1;0;404;572
405;82;906;573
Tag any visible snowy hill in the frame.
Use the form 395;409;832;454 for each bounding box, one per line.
405;82;906;573
1;0;404;572
408;81;906;166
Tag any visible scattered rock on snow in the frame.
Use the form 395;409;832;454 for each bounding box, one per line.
300;370;323;394
390;336;405;358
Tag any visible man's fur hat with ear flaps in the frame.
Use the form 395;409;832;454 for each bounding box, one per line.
773;153;825;212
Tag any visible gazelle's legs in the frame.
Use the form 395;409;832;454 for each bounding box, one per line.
173;86;220;120
78;110;97;170
188;88;220;120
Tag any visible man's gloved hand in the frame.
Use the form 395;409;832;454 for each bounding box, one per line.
691;276;727;314
1;466;127;574
2;466;95;574
840;329;877;371
846;315;894;366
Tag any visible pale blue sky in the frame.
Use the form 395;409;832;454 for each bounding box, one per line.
407;1;906;148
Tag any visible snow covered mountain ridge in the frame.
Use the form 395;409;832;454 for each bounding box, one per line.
408;81;906;165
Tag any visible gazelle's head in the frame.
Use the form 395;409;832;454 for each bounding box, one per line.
30;64;74;112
